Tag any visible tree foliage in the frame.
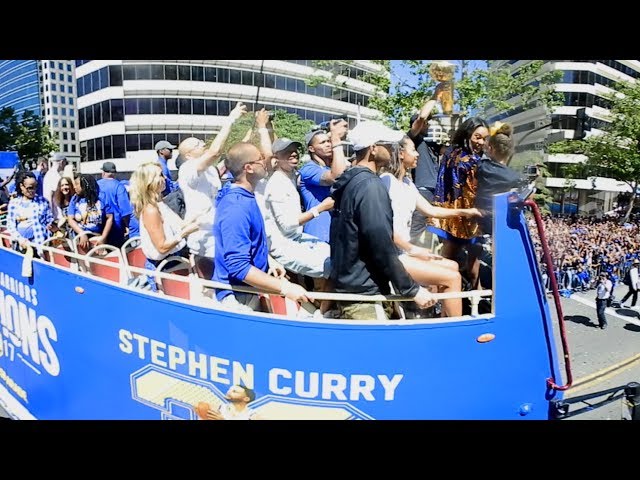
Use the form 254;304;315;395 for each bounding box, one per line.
308;60;563;129
0;107;57;164
547;80;640;222
215;109;315;154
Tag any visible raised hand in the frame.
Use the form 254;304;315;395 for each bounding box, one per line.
229;102;248;122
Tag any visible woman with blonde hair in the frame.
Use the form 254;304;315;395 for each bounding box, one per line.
129;162;199;289
476;122;528;236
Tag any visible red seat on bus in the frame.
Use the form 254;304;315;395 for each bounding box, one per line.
156;257;192;300
86;245;124;284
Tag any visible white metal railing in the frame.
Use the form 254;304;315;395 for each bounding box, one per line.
0;230;494;320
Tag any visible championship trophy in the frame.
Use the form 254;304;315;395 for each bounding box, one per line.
427;61;464;143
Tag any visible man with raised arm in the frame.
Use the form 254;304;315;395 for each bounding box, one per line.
329;121;435;320
42;153;67;206
213;142;312;312
178;101;247;280
298;119;349;243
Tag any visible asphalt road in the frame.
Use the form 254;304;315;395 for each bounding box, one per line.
550;290;640;420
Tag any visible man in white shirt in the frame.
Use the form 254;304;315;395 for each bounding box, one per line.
263;138;332;279
178;102;247;279
42;153;67;206
595;273;612;330
198;385;260;420
622;259;640;308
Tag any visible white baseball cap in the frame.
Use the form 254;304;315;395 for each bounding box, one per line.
348;121;404;151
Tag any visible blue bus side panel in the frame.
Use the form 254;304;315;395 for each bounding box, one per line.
0;193;562;419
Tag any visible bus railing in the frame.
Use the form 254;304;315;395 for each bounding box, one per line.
525;199;573;391
0;230;494;320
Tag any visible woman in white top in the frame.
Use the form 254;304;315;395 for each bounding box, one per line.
129;162;199;288
380;136;481;317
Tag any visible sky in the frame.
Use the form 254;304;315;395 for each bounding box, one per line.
390;60;488;92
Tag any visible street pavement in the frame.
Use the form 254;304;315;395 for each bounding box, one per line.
550;289;640;420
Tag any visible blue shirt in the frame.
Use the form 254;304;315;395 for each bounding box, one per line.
97;178;133;247
31;170;45;197
157;155;177;197
213;184;268;302
128;214;140;238
68;194;112;234
298;161;331;243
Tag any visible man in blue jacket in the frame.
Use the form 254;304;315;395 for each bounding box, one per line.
213;142;312;312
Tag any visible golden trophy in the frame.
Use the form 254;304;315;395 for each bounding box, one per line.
429;61;456;115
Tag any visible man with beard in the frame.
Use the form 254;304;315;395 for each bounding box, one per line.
330;121;435;320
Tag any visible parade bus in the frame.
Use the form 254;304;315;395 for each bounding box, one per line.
0;189;638;420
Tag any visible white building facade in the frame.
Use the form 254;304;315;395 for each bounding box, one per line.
488;60;640;216
75;60;386;174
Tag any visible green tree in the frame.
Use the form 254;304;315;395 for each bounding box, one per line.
0;106;20;151
0;107;57;164
547;80;640;223
215;110;314;154
13;110;58;163
456;61;563;117
308;60;563;129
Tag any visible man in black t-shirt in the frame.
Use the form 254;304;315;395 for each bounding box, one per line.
407;89;443;245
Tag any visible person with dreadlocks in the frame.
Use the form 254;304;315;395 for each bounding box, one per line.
67;173;113;252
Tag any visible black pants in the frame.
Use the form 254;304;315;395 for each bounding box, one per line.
596;298;608;328
621;287;638;307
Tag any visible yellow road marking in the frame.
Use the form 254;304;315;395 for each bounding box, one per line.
567;352;640;395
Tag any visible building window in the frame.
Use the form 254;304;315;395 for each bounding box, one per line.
53;107;58;115
62;120;67;128
61;108;67;116
111;98;124;122
67;75;72;82
165;64;177;80
71;132;75;140
67;64;72;72
70;120;75;128
61;96;66;104
49;61;54;68
51;72;56;80
71;144;76;152
58;62;63;70
63;132;68;140
68;97;73;105
52;95;57;102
